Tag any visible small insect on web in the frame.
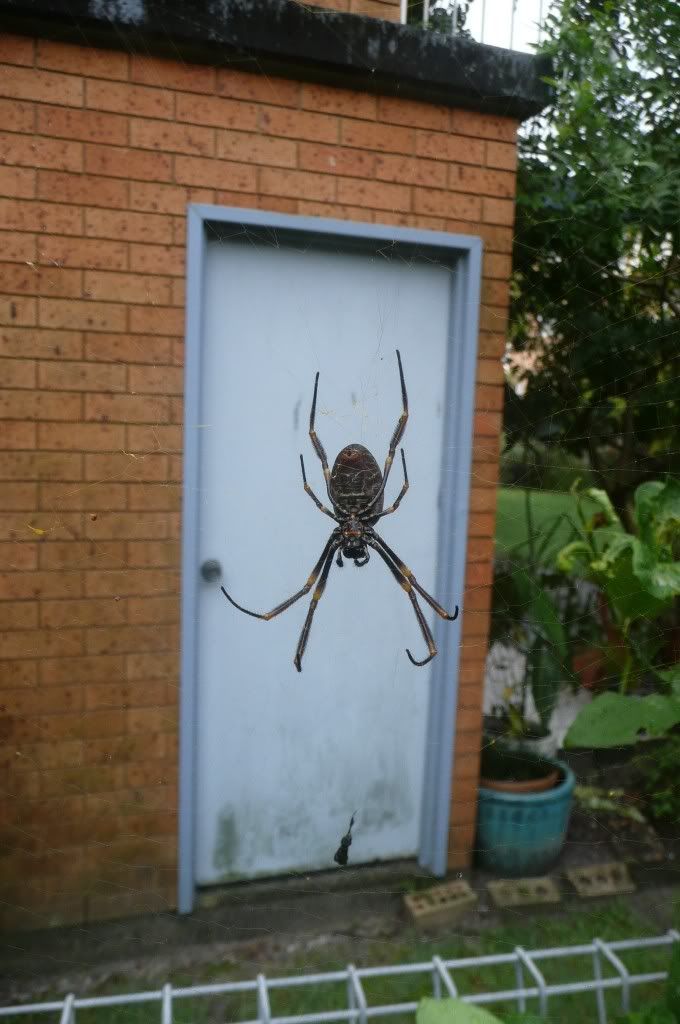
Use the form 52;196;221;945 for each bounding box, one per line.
333;813;356;867
221;350;459;671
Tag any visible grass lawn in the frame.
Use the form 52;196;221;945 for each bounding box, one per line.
494;488;599;564
17;896;679;1024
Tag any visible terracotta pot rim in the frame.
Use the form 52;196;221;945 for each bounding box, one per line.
479;767;560;794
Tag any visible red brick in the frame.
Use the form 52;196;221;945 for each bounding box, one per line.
129;244;184;277
38;540;125;571
341;118;413;155
174;155;256;192
128;365;183;396
0;628;83;660
415;130;485;165
40;481;126;512
0;510;81;542
0;165;35;198
301;82;376;120
475;358;504;386
0;98;34;134
83;270;172;306
0;356;35;387
477;332;507;359
129;117;214;157
0;262;82;300
413;188;481;221
85;79;173;120
0;34;35;66
483;253;513;281
129;181;213;216
36;40;129;80
83;332;172;365
127;484;181;511
0;451;82;481
467;513;496;539
0;295;36;326
486;140;518;171
0;600;38;630
40;654;124;686
84;392;170;424
38;235;127;272
451;110;517;143
128;305;184;336
1;422;36;449
482;197;515;227
217;69;299;108
176;92;259;132
130;54;215;93
0;65;83;106
260;106;339;145
0;540;37;570
127;595;178;624
0;199;82;235
85;568;177;598
85;511;169;540
37;170;129;209
84;209;173;245
473;411;502;437
0;570;82;600
449;164;515;198
84;452;168;483
0;232;36;265
126;541;179;568
216;129;296;167
41;597;127;630
0;483;38;511
37;422;125;452
84;144;173;183
0;389;81;421
0;130;84;171
38;299;126;333
86;624;176;656
479;305;508;333
338;177;411;212
37;105;128;145
377;96;449;132
374;154;447;188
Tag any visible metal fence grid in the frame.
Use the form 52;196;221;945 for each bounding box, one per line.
2;930;678;1024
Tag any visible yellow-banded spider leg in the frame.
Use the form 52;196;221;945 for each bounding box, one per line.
362;350;409;516
365;449;409;523
366;538;437;667
369;530;459;622
293;540;340;672
221;529;340;622
299;454;338;521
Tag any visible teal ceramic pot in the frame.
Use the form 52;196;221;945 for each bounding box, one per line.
475;759;575;875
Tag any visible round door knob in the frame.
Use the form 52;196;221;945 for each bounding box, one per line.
200;559;222;582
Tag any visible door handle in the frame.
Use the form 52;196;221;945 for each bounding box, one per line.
200;559;222;583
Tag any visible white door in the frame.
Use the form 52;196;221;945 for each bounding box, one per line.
194;230;455;884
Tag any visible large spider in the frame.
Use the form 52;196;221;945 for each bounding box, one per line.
221;350;459;672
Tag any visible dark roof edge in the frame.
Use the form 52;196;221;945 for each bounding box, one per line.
0;0;552;120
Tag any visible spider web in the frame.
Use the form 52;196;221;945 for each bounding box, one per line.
1;1;679;1020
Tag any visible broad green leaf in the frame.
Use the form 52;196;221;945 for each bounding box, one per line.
564;692;680;749
656;663;680;698
583;488;622;528
634;480;666;547
556;540;591;574
416;998;502;1024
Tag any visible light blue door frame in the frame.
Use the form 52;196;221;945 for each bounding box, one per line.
179;204;482;913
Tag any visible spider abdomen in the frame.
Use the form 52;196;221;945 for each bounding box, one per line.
329;444;384;515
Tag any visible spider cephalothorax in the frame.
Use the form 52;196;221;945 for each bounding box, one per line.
222;350;459;672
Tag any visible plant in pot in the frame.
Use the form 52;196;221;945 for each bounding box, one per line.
559;479;680;754
485;489;586;757
478;496;579;875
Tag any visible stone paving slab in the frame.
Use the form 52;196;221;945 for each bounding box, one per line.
487;876;561;908
404;880;477;928
566;861;636;898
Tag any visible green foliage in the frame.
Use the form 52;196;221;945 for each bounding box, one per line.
417;998;502;1024
635;735;680;822
508;0;680;519
615;941;680;1022
564;692;680;749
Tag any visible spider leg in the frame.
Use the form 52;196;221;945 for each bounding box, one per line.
354;551;370;567
300;454;338;521
293;540;340;672
221;530;340;621
366;538;437;667
362;349;409;516
363;449;409;523
336;550;344;568
368;530;459;622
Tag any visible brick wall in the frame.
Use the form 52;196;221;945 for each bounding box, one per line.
0;31;515;928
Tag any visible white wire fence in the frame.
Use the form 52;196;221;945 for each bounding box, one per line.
400;0;553;53
2;930;678;1024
